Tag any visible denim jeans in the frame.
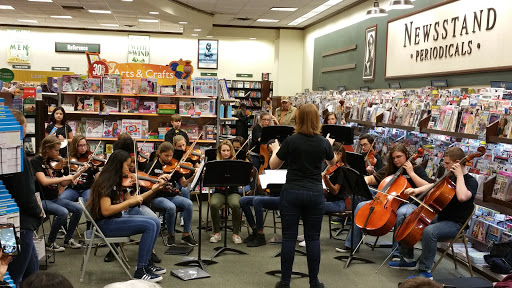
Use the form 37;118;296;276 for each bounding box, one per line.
42;198;82;242
8;229;38;286
240;196;280;230
152;196;193;234
127;205;158;219
61;188;91;203
395;203;417;258
417;219;461;272
250;155;261;190
324;200;346;214
97;215;160;269
280;189;325;285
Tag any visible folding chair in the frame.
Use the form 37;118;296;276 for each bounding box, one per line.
78;198;133;282
431;204;475;277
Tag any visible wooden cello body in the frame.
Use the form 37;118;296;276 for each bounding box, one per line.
395;178;455;247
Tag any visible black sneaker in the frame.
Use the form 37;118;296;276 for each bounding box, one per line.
275;281;290;288
310;282;325;288
247;233;266;247
166;235;176;247
150;252;162;264
146;263;166;275
181;235;198;246
104;251;115;262
134;267;163;283
243;230;257;244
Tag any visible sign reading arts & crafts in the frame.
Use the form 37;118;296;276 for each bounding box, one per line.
128;35;150;63
7;29;30;64
385;0;510;79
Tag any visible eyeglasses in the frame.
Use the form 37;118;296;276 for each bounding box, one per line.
262;118;271;122
361;143;370;147
78;144;88;147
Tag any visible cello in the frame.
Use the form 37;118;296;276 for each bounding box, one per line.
354;147;424;237
258;98;273;175
395;147;485;247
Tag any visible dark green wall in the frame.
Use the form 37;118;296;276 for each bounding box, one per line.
313;0;512;90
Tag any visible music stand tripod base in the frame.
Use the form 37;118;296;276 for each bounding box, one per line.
265;270;308;278
175;257;217;271
273;249;306;258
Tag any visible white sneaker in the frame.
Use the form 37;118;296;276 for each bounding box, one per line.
233;235;243;244
210;234;221;243
297;235;305;242
180;217;184;227
56;230;66;239
46;242;65;252
299;240;306;247
65;238;82;249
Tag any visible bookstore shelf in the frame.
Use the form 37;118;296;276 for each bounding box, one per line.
61;92;215;99
85;137;216;143
58;111;217;118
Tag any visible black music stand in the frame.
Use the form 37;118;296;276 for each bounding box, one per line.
203;160;253;259
334;166;374;268
321;124;354;145
260;126;294;145
346;152;366;176
175;161;217;271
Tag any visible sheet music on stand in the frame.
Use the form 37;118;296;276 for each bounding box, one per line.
259;169;326;190
0;128;23;175
189;160;205;192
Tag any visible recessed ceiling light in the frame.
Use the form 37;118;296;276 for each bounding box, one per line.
249;38;257;40
101;24;119;27
179;21;188;24
121;0;133;1
288;0;344;26
270;7;298;12
28;0;53;2
206;35;213;38
194;28;201;31
89;10;111;14
0;5;14;9
139;19;159;23
51;15;72;19
191;34;198;36
257;19;279;23
18;19;38;23
149;12;159;15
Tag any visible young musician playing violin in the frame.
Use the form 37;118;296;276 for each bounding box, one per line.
322;143;350;214
45;107;73;157
359;134;383;176
388;147;478;280
323;112;338;125
145;141;197;247
250;112;272;170
31;135;83;251
210;140;247;244
60;135;100;203
338;144;430;258
87;149;166;282
164;114;189;145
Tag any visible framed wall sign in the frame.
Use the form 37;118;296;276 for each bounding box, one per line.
363;25;377;81
198;39;218;69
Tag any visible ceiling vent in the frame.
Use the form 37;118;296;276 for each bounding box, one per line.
234;17;252;21
61;6;86;11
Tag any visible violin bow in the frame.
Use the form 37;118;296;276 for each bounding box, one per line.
234;135;252;158
167;131;204;179
133;139;140;196
363;140;376;161
66;125;71;176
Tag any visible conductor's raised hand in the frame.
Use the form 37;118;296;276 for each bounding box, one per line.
269;140;280;153
325;133;335;146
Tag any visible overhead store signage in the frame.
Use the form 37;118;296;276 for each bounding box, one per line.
128;35;150;63
12;70;73;82
201;72;217;76
12;65;30;69
89;61;109;78
491;81;512;90
337;86;346;92
52;66;70;71
385;0;509;79
360;86;370;92
55;42;100;53
388;82;401;89
431;80;448;87
7;29;30;64
0;68;15;82
318;87;325;91
236;73;253;78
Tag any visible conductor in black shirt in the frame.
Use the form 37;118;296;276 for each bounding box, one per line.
269;104;335;288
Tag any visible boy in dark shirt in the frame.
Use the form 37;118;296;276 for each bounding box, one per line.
164;114;190;145
389;147;479;280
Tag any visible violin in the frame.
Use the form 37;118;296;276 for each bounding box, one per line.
354;147;425;237
137;150;151;163
49;157;69;172
122;171;158;188
76;151;106;167
395;146;486;248
162;159;195;175
325;162;342;176
186;146;203;162
364;141;378;174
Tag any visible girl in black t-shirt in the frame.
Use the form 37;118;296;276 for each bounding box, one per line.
31;136;83;252
60;135;99;203
322;143;350;214
88;149;166;282
146;141;197;247
45;107;73;158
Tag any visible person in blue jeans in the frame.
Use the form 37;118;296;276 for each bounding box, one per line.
60;135;100;204
240;194;280;247
88;149;166;283
145;141;197;247
31;136;84;252
388;147;479;280
337;144;430;259
269;104;336;288
1;110;43;286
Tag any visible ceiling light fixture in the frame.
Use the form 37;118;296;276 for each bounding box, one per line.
206;35;213;38
288;0;344;26
387;0;414;10
18;19;38;23
257;19;279;23
249;38;256;40
121;0;133;1
51;15;72;19
139;19;159;23
101;24;119;27
191;34;198;36
89;10;111;14
28;0;53;2
0;5;14;9
270;7;298;12
194;28;202;31
366;0;388;18
179;21;188;25
149;12;159;15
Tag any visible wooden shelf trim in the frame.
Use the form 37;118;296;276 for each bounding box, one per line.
62;111;216;118
86;137;216;143
62;92;215;99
